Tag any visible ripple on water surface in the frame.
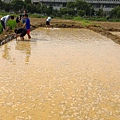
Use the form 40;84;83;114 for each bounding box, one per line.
0;28;120;120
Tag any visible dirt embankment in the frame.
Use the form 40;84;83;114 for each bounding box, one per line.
0;18;120;46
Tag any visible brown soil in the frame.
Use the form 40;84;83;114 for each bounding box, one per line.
0;18;120;46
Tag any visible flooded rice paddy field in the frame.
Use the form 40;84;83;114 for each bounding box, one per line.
0;28;120;120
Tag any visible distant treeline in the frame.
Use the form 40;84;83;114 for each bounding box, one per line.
0;0;120;18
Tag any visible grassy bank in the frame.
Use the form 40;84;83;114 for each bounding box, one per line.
73;16;91;26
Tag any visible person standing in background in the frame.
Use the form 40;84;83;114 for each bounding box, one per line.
16;15;21;28
21;10;28;24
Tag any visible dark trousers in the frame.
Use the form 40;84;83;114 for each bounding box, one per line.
0;20;5;29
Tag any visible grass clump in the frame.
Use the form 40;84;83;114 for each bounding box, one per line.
7;20;16;30
73;16;91;26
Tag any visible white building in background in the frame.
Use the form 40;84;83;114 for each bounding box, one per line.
1;0;120;12
31;0;120;12
86;0;120;12
1;0;11;2
31;0;75;10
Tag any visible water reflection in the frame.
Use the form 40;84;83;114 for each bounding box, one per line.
2;44;10;59
15;41;31;64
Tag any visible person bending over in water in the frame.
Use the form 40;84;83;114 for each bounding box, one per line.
0;15;14;35
46;16;53;28
14;28;27;41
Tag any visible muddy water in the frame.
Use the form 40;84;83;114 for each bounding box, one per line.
0;28;120;120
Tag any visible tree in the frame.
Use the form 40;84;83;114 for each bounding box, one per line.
4;2;12;12
78;10;85;17
73;0;91;16
41;5;48;15
66;2;76;16
0;0;4;10
97;8;104;17
25;0;31;4
26;4;36;13
66;2;75;9
11;0;25;12
110;6;120;18
46;5;53;15
52;9;59;17
60;8;68;15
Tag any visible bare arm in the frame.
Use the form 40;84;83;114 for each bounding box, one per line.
23;23;26;28
15;34;20;40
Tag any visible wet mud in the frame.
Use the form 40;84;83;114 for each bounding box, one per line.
0;28;120;120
